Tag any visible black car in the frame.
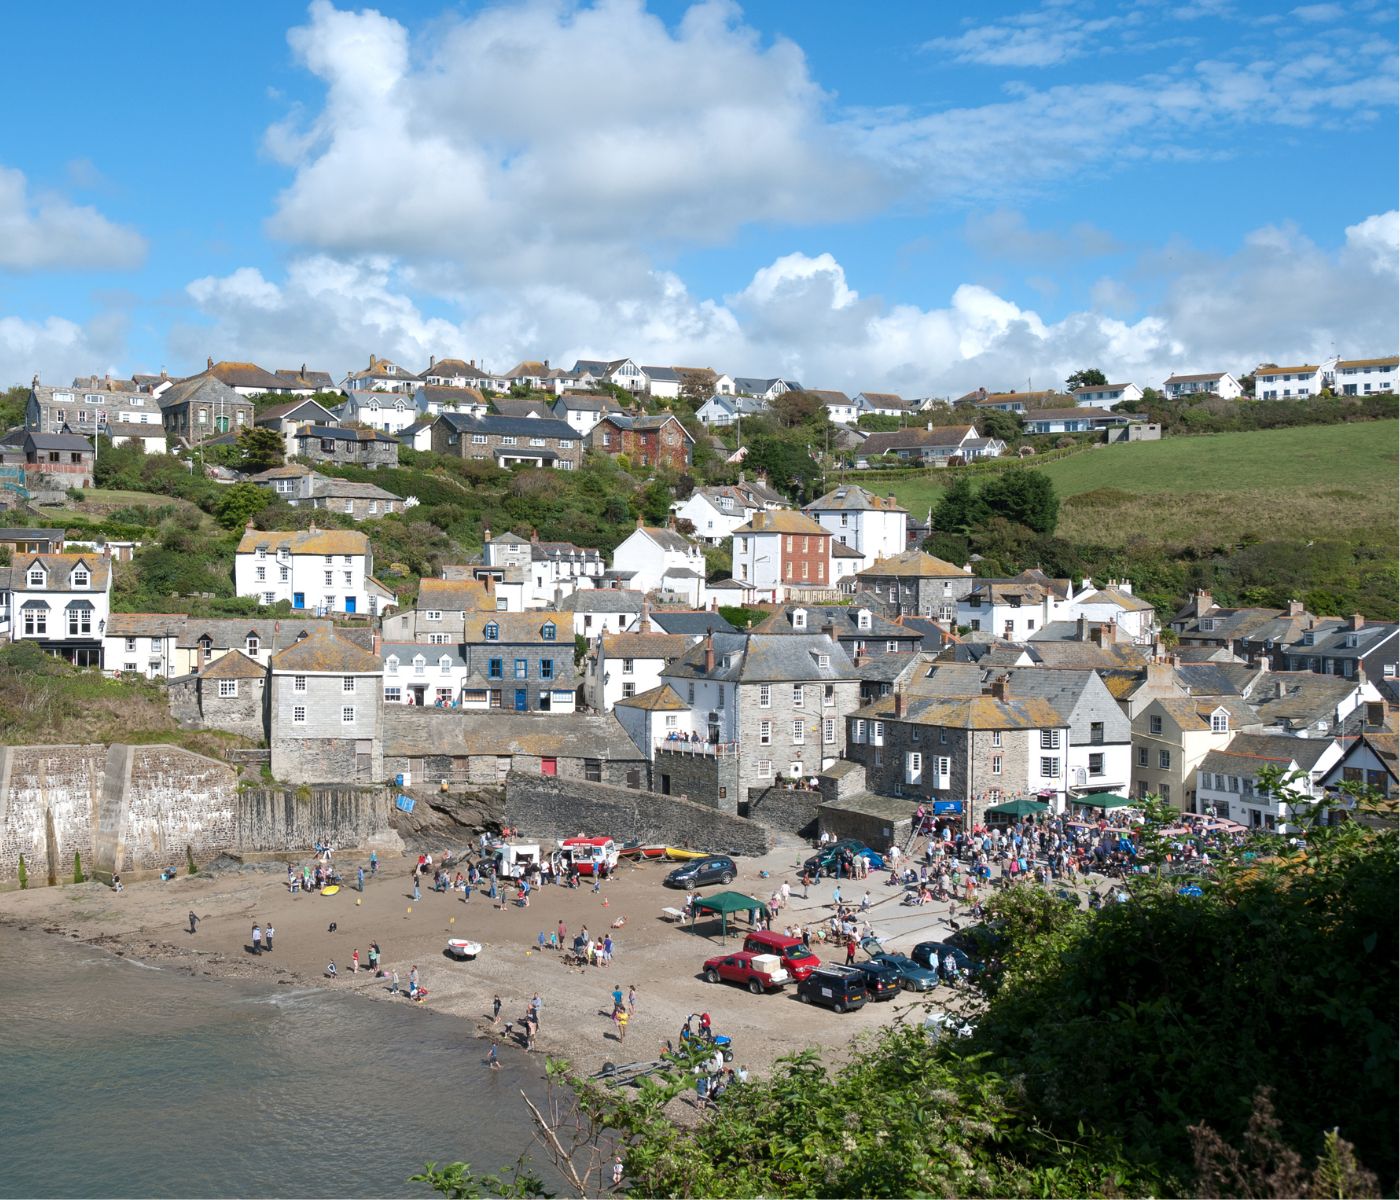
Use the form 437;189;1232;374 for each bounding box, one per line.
946;921;1006;959
796;965;868;1013
664;855;737;889
911;941;982;979
846;959;901;1001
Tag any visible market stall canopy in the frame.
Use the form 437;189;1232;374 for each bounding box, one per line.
1079;792;1135;809
984;798;1049;818
690;891;765;940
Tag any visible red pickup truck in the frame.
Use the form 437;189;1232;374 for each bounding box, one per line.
702;950;792;994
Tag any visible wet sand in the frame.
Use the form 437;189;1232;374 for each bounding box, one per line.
0;844;973;1079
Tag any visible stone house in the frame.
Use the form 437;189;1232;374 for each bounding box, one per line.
1282;616;1398;687
177;649;269;741
848;550;973;619
380;576;498;643
268;627;385;785
157;375;255;444
454;611;577;713
431;412;583;469
588;414;693;469
749;604;923;661
22;433;95;490
853;424;982;466
255;398;339;456
845;679;1070;823
291;424;399;469
173;617;365;677
383;708;646;789
551;392;626;436
25;381;163;437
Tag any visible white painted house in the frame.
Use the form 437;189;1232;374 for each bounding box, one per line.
234;526;395;616
103;613;187;679
1254;358;1336;400
807;390;858;425
551;393;626;436
1;550;112;667
1072;382;1143;409
803;485;908;571
694;393;769;427
670;486;761;545
338;389;419;434
1162;372;1243;400
1333;355;1397;395
640;367;681;400
611;524;708;605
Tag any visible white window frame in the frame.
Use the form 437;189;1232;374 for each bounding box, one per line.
217;680;238;698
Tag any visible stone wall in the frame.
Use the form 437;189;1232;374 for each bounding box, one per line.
504;774;771;858
0;742;402;886
653;747;740;813
741;785;821;839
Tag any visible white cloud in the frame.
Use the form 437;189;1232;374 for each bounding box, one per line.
923;10;1127;68
0;310;129;390
1291;3;1346;22
0;166;146;272
172;209;1398;402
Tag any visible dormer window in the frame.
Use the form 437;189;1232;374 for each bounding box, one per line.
72;566;90;588
1200;618;1215;632
246;636;260;655
27;566;44;587
1210;709;1229;734
386;657;398;675
792;608;807;630
484;622;499;640
541;622;556;641
439;656;452;674
857;609;872;631
1302;631;1314;646
412;655;426;676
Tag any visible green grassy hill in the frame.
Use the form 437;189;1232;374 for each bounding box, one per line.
885;421;1398;548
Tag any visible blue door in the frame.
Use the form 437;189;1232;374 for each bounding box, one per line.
293;592;305;609
514;689;527;712
345;596;357;614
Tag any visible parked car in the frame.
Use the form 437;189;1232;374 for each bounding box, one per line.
795;964;868;1013
923;1011;976;1042
802;839;885;876
846;959;901;1001
664;855;736;889
911;941;983;979
860;940;939;992
741;930;822;981
946;920;1006;959
702;951;791;994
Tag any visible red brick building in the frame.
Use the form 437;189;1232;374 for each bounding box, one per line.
588;414;693;470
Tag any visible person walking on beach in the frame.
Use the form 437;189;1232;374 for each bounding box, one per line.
412;875;421;902
530;993;542;1029
409;965;420;994
188;911;199;935
627;985;637;1016
492;995;502;1024
370;851;378;877
265;923;275;952
252;923;262;955
390;970;400;995
487;1043;500;1071
352;949;360;974
358;866;365;893
617;1010;629;1043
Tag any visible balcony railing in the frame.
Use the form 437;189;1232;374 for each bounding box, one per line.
656;739;738;757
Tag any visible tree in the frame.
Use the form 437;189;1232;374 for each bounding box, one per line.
676;367;717;409
236;425;285;473
932;474;987;535
769;390;825;429
978;468;1058;534
1065;367;1107;391
741;437;821;503
213;483;272;531
975;408;1023;443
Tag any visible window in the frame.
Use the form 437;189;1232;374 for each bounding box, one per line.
541;622;556;641
1089;753;1105;776
1158;749;1171;770
342;676;355;692
1040;729;1061;749
1210;711;1228;733
514;659;528;679
471;434;488;445
501;436;517;447
791;721;805;745
1089;721;1104;745
27;567;44;586
218;680;238;698
484;622;499;640
67;606;91;636
823;718;835;744
792;684;804;707
342;706;355;724
622;658;635;675
823;684;835;707
907;751;923;779
125;637;137;652
619;681;636;699
293;706;306;723
424;610;442;622
757;759;773;778
487;657;504;679
293;674;308;693
72;568;89;587
817;654;830;669
342;571;352;585
759;720;772;745
759;684;771;708
412;656;426;676
384;687;401;702
991;754;1002;775
1138;746;1148;767
991;730;1002;747
539;659;554;680
264;592;276;605
1149;715;1163;735
1041;757;1060;778
324;571;333;586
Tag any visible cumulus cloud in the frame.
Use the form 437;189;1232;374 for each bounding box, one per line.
171;210;1398;401
0;166;146;271
0;310;130;390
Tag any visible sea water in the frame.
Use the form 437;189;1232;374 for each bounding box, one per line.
0;927;545;1198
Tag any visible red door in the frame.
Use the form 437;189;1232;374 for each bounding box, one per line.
541;757;558;777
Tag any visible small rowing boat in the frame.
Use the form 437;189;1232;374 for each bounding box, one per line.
664;847;705;861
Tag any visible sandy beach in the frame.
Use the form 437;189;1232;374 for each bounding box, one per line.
0;842;972;1080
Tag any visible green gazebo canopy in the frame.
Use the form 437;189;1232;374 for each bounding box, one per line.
1079;792;1135;809
983;798;1049;818
690;891;765;940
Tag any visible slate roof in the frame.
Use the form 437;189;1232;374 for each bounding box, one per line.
1078;586;1155;612
0;527;65;545
435;412;580;440
553;392;625;413
269;626;384;673
415;577;495;611
200;650;267;681
1163;372;1230;384
733;377;802;395
600;632;692;660
859;426;975;455
641;366;681;382
832;542;865;558
255;399;338;423
155;374;249;413
893;616;954;651
732;509;827;536
107;421;167;440
1027;641;1147;670
275;368;335;389
1247;672;1363;728
1200;733;1334;778
306;479;403;503
422;358;489;380
804;484;907;514
106;613;186;638
636;526;700;553
462;612;565;642
11;552;110;591
385;709;643;760
237;527;369;556
488;399;555;420
859;549;967;578
415;385;485;410
344;357;421;384
1175;662;1264;696
25;433;93;452
751;605;913;640
1284;621;1398;660
855;692;1066;730
855;652;921;684
1148;696;1259;731
177;618;343;651
638;611;737;637
200;361;291;391
294;424;399;445
665;632;856;683
381;641;467;668
615;684;689;712
556;589;646;613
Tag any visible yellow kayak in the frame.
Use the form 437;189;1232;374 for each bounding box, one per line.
664;848;705;861
322;884;341;896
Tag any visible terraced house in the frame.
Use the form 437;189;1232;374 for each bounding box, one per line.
430;412;583;469
456;612;578;713
233;526;395;616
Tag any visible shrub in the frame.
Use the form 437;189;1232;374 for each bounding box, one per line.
17;853;28;889
73;852;85;884
186;845;197;875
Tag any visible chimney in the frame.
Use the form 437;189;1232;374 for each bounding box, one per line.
639;600;652;633
1195;588;1212;614
543;359;549;370
430;355;436;367
822;621;837;642
160;368;168;381
1089;625;1103;647
207;356;214;370
530;528;539;543
893;692;905;718
636;515;644;529
104;373;112;388
369;355;376;368
483;573;494;594
372;630;381;656
704;631;715;675
470;359;476;369
1076;615;1090;642
1288;599;1304;617
1275;678;1287;700
988;674;1010;701
1169;653;1181;669
1254;655;1269;672
1351;612;1364;631
245;519;256;532
300;363;306;377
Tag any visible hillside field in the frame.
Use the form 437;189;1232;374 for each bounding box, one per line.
881;420;1398;548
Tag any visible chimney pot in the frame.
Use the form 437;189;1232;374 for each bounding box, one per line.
1076;615;1090;642
1351;612;1364;631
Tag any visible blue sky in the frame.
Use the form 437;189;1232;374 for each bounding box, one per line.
1;0;1395;395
